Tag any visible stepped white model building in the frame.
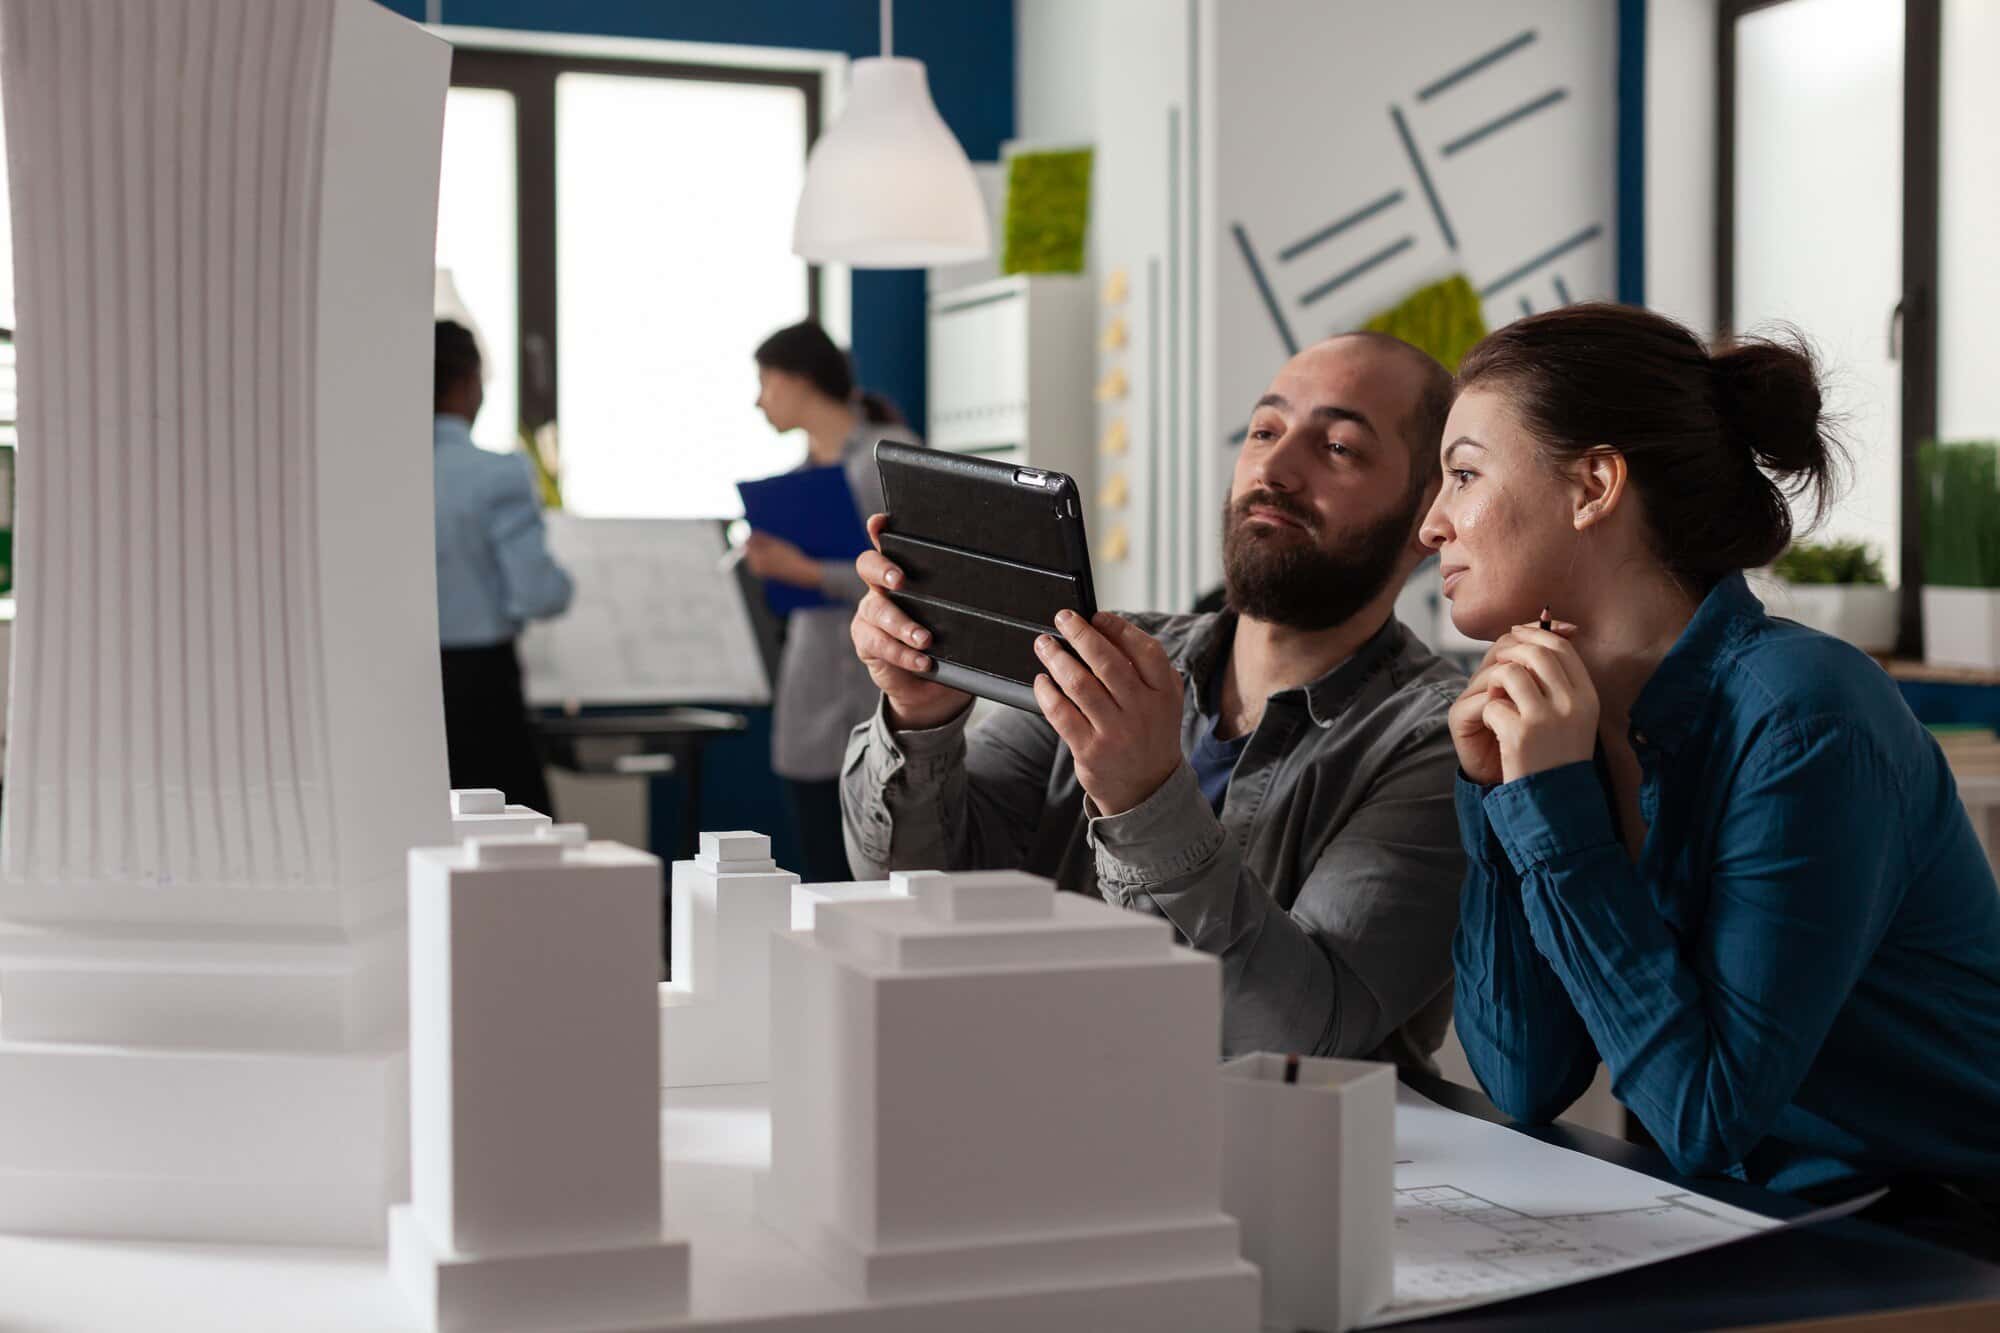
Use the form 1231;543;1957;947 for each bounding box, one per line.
393;827;690;1331
660;831;799;1087
0;0;450;1243
755;870;1261;1329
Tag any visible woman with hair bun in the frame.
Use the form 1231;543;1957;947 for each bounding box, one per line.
749;321;921;882
1420;304;2000;1258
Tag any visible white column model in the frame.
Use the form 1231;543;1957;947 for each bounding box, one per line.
394;827;690;1331
660;830;800;1087
0;0;450;1244
756;870;1261;1330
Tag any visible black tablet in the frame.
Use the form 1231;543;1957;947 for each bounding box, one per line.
874;441;1097;712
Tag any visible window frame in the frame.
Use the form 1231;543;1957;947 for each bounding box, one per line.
1716;0;1942;658
448;48;824;435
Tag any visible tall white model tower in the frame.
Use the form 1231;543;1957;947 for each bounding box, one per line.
0;0;450;1244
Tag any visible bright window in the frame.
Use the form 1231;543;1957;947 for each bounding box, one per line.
435;86;520;454
555;72;813;518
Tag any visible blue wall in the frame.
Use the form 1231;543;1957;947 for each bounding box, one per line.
386;0;1016;434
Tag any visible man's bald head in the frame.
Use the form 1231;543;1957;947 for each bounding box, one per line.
1305;331;1453;498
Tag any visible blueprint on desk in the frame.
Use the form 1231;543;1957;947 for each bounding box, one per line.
1365;1087;1873;1326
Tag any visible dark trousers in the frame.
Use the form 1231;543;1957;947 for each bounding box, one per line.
440;641;553;819
785;777;852;884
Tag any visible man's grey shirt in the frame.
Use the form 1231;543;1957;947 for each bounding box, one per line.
840;610;1468;1070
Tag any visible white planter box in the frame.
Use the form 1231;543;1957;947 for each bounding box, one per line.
1759;581;1899;654
1924;587;2000;670
1219;1053;1394;1333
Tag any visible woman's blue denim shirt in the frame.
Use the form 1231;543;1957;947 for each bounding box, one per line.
1454;572;2000;1193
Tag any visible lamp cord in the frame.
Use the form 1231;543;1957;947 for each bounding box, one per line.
881;0;892;57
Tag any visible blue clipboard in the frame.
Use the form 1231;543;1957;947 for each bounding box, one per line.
737;465;871;617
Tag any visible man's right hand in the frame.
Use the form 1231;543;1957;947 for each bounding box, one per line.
850;513;974;731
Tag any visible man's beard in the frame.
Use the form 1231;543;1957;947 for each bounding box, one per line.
1220;488;1416;632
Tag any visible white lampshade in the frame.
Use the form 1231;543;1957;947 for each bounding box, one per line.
792;56;991;268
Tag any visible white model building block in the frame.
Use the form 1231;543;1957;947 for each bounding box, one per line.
1220;1053;1394;1332
0;0;450;1245
756;871;1259;1327
392;831;689;1332
660;831;799;1087
449;789;552;842
791;879;910;930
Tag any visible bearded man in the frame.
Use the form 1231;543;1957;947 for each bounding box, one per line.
839;333;1466;1068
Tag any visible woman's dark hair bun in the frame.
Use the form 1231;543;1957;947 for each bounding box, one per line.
1711;333;1841;528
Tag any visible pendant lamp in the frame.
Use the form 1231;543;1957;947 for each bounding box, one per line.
791;0;991;268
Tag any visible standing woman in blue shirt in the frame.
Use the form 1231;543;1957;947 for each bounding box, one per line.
747;322;922;882
1420;304;2000;1259
434;320;575;816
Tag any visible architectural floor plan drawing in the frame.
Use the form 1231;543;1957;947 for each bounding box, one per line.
1366;1088;1781;1325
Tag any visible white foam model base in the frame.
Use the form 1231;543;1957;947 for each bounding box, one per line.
0;921;405;1051
0;1038;405;1246
388;1205;689;1333
0;1084;1261;1333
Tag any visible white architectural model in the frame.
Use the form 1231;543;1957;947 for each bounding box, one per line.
449;788;553;842
393;828;690;1331
788;869;921;929
660;831;799;1087
0;0;450;1243
756;870;1260;1329
1220;1053;1395;1332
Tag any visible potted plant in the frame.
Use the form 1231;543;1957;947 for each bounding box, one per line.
1759;539;1896;653
1921;440;2000;670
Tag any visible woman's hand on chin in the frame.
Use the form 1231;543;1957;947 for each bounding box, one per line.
1461;623;1598;785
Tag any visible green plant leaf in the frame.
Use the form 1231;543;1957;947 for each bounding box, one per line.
1920;441;2000;588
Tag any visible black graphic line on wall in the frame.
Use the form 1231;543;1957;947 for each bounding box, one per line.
1231;222;1300;357
1553;273;1573;304
1480;224;1603;297
1299;235;1416;307
1520;295;1535;318
1228;425;1248;446
1389;105;1457;253
1441;87;1569;157
1417;28;1538;101
1279;189;1406;263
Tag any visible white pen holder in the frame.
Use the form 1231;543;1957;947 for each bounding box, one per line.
1219;1054;1395;1332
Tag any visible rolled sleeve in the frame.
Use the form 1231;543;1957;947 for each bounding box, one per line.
1086;763;1227;897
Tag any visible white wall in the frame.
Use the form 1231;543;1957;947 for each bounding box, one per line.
1200;1;1618;606
1644;0;1715;335
1016;0;1099;146
1939;0;2000;443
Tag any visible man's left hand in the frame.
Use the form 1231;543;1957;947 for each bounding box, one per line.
1033;610;1187;816
743;531;822;589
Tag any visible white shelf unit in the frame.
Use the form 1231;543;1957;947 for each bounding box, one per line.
926;274;1095;507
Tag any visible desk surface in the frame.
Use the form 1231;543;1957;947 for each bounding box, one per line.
1401;1073;2000;1331
0;1079;1991;1332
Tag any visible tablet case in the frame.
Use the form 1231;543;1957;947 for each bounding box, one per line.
875;442;1097;712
